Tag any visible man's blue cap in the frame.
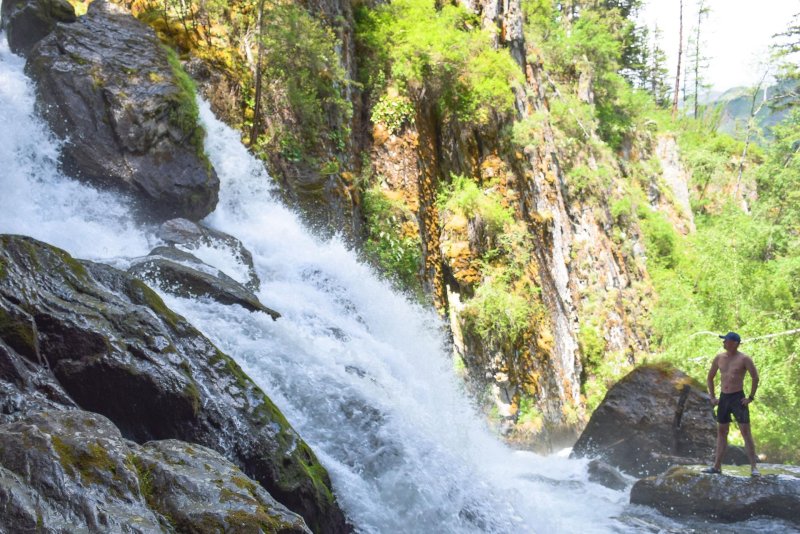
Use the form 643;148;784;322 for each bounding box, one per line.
719;331;742;343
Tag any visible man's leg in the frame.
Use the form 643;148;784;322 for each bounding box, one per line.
712;423;729;470
740;423;758;469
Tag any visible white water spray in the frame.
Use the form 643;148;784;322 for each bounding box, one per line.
1;30;793;533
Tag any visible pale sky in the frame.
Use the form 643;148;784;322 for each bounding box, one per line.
640;0;799;92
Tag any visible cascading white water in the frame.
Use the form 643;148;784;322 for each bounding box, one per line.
1;29;793;534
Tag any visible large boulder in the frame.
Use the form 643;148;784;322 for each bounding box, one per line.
0;0;76;54
0;410;311;533
0;235;350;533
571;364;747;476
14;0;219;221
630;464;800;525
129;246;279;318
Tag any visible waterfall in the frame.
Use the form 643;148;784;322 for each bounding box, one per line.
1;30;788;534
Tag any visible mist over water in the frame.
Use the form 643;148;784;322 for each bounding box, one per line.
1;29;794;533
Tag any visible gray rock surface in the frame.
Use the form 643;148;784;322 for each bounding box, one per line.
129;246;279;318
630;464;800;525
586;459;628;491
0;234;349;533
571;364;747;476
0;410;311;533
0;338;76;426
157;218;261;292
15;0;219;221
137;439;310;533
0;0;75;54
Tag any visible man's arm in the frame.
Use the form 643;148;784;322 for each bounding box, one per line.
745;356;759;400
707;356;719;404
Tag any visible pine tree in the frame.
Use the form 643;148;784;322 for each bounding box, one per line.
770;11;800;109
647;24;670;107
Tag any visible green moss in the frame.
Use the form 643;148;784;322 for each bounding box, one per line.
51;436;116;486
55;249;89;282
183;381;201;416
136;462;154;502
131;279;184;331
161;45;212;173
210;348;338;515
0;257;6;279
231;475;257;493
219;487;239;503
0;308;38;361
225;508;292;532
20;239;41;270
273;440;334;507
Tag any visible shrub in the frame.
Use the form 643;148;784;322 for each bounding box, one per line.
462;276;535;346
438;175;514;238
371;93;415;134
362;188;423;295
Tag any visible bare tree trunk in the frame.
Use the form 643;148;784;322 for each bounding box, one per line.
672;0;684;118
735;71;770;196
250;0;266;146
693;10;700;119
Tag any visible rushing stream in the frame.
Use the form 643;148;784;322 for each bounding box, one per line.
1;29;796;533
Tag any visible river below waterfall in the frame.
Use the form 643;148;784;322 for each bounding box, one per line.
1;30;796;533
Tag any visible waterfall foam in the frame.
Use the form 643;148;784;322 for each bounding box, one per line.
1;28;793;533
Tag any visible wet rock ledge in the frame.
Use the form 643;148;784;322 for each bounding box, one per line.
630;464;800;525
0;234;350;533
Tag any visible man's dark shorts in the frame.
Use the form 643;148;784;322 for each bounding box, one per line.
717;391;750;424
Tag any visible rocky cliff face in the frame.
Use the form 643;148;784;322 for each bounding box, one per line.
349;0;665;446
110;0;696;447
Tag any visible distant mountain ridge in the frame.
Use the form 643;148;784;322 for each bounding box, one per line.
701;80;795;141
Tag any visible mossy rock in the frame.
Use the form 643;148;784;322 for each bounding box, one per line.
0;235;349;532
19;0;219;221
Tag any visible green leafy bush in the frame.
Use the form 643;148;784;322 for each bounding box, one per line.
371;93;415;134
362;188;423;296
637;205;679;268
438;175;514;237
462;270;539;346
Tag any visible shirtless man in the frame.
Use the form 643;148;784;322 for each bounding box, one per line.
703;331;760;476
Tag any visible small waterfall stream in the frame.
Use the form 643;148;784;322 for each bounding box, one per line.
0;28;792;534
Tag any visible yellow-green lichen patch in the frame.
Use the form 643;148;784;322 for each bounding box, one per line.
161;45;212;173
130;279;184;331
0;307;38;360
182;381;201;416
55;248;89;282
51;436;117;486
225;508;293;533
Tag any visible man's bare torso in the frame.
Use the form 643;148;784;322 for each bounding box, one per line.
714;351;751;393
